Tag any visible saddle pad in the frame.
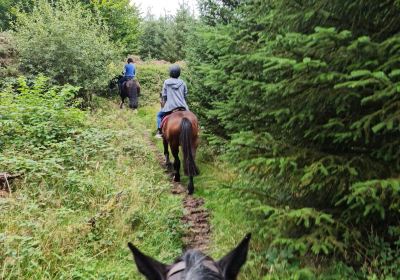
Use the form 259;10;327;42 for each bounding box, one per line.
160;114;170;129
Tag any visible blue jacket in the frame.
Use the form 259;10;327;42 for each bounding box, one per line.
124;63;136;78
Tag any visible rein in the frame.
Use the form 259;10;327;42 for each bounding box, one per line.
167;260;220;279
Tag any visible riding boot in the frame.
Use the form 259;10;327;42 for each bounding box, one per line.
155;128;163;139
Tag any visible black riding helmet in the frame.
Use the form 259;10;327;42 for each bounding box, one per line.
169;64;181;78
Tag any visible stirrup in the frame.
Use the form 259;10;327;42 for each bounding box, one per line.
155;132;163;139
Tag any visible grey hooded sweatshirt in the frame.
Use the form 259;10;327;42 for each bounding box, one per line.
161;78;189;113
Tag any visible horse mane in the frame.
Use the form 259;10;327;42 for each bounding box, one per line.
182;250;222;280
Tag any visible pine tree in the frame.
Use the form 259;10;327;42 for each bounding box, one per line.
138;2;195;62
188;0;400;276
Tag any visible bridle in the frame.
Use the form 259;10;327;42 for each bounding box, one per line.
167;260;221;280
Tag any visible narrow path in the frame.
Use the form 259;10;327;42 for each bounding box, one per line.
143;131;211;252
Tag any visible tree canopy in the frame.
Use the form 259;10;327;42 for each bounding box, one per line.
188;0;400;277
138;2;195;62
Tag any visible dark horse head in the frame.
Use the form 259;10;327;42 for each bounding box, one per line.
128;234;251;280
109;74;122;93
120;79;140;109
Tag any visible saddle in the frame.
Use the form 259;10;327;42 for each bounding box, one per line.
160;107;186;129
122;77;133;89
122;79;141;95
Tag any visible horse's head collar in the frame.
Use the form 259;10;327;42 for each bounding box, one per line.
166;259;221;279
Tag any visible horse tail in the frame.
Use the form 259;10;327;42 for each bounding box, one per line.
180;117;199;176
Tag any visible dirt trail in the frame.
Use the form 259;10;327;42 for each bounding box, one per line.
144;131;211;252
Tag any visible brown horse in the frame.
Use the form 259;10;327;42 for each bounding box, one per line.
120;79;140;109
162;110;200;195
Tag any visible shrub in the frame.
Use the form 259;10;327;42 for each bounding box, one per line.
88;0;140;54
0;31;18;80
12;0;122;99
0;75;83;150
136;63;168;105
136;62;189;106
0;75;114;186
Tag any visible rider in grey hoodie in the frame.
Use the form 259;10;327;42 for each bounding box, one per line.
155;65;189;138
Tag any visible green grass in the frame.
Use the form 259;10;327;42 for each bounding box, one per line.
1;62;350;279
135;104;366;280
0;98;183;279
135;103;358;279
136;104;266;279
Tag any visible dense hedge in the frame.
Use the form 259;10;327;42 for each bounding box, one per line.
136;62;189;107
13;0;121;98
188;0;400;277
136;63;168;106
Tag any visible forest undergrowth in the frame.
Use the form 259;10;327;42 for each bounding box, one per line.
0;81;183;279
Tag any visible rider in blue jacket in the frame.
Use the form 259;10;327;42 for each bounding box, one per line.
119;58;136;93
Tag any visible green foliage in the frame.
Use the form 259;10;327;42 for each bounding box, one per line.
0;31;18;79
135;62;189;107
138;3;195;62
198;0;241;25
0;0;34;30
89;0;140;54
138;13;171;61
188;0;400;277
13;0;122;99
136;63;169;105
0;78;183;278
0;75;83;149
0;75;88;177
0;0;15;30
1;0;140;55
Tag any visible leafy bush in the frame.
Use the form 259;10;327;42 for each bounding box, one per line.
188;0;400;277
88;0;140;54
136;63;168;105
136;62;190;107
0;31;18;80
0;75;114;183
0;0;35;30
12;0;122;98
1;76;82;147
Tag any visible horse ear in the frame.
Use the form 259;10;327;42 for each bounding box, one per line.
128;242;167;280
217;233;251;280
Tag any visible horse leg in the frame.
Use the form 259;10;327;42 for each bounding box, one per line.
120;94;124;109
188;176;194;195
172;147;180;182
130;88;138;109
187;146;197;195
119;81;124;109
163;138;172;170
131;89;138;109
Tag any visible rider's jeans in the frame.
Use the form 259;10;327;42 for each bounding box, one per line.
157;111;167;129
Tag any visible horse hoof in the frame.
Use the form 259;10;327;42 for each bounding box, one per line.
173;175;180;182
188;186;194;195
